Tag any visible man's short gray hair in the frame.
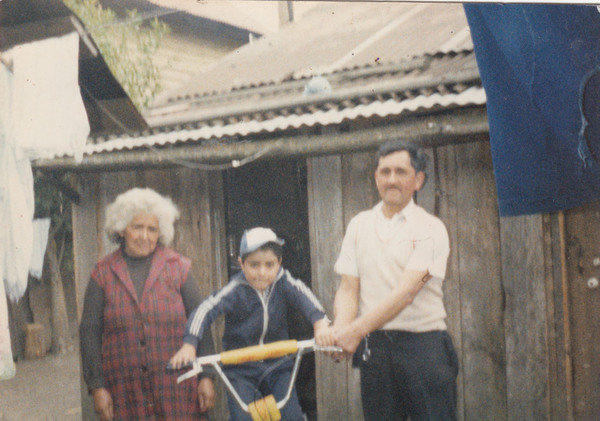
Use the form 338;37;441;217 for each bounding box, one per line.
105;187;180;246
376;139;428;174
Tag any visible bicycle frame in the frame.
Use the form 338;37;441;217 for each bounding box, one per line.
170;339;342;421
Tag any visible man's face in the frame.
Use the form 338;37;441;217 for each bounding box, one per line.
375;150;424;212
238;249;282;292
121;212;160;258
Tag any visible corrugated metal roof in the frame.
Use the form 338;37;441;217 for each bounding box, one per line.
144;49;481;125
84;85;485;155
155;2;472;104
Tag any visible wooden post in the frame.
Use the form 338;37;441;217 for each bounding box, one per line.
24;323;45;359
72;174;100;421
47;236;70;354
307;154;351;421
499;214;550;419
563;202;600;419
453;141;507;419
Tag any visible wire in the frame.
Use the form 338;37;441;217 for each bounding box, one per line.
81;84;133;134
144;143;274;171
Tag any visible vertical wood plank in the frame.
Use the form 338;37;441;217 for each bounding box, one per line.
499;214;549;419
203;169;229;419
341;152;378;225
415;147;436;214
72;173;100;421
72;174;100;318
545;213;570;421
564;201;600;420
173;167;229;420
435;144;465;421
340;151;380;420
454;141;507;420
307;155;350;421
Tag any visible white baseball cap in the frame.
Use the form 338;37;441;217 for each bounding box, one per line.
239;227;284;257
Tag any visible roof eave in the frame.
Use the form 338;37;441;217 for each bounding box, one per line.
32;105;489;173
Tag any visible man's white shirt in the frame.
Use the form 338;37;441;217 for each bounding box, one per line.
334;200;450;332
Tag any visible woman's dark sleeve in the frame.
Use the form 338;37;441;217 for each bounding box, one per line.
181;272;216;357
79;278;105;393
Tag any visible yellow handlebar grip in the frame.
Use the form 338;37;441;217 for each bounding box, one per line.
220;340;299;365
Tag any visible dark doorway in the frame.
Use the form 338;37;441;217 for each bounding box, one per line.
223;158;317;419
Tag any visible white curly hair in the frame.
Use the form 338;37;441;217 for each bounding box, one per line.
105;187;180;246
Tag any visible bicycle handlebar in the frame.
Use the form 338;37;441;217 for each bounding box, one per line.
169;338;341;383
220;339;301;365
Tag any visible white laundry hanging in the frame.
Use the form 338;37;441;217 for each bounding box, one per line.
0;277;15;380
30;218;52;280
8;31;89;162
1;30;89;301
0;31;90;377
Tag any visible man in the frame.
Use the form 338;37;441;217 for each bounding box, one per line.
333;140;458;420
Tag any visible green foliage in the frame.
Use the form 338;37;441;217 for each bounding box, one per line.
33;172;74;278
63;0;170;109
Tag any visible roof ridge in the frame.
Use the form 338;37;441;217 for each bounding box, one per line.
156;49;475;108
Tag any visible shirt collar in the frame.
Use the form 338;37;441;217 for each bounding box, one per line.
375;199;417;222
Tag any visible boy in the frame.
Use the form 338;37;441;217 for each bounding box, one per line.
170;227;334;421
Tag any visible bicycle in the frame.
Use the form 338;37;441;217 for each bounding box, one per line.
168;338;342;421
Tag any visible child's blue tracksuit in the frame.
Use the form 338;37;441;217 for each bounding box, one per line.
183;267;326;420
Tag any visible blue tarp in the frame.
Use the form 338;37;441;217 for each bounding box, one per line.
463;4;600;216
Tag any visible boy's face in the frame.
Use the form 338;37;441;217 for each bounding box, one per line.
238;249;282;292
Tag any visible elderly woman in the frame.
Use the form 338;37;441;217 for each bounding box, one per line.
80;187;215;421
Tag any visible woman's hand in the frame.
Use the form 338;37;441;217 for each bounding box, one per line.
169;343;197;369
197;377;216;413
92;387;114;421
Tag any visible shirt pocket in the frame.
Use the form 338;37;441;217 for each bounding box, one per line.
386;238;415;269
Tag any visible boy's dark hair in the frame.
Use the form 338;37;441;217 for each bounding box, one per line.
375;139;428;174
240;241;283;263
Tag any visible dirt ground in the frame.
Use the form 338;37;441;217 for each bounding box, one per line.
0;345;81;421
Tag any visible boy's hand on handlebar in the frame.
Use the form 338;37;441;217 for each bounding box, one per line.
169;343;197;369
315;319;343;362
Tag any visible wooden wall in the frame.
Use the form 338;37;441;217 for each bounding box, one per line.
307;138;600;421
72;167;228;420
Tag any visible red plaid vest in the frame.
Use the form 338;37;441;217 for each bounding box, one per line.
92;245;200;420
